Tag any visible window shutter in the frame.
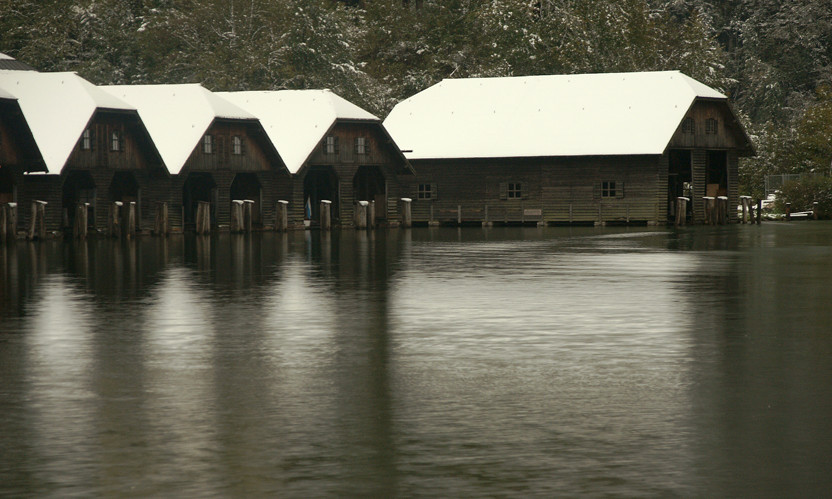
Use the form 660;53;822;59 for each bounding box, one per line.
431;183;438;200
334;136;339;154
413;183;420;199
217;136;225;157
322;140;327;154
594;182;600;200
616;181;625;198
499;182;508;200
354;138;359;154
241;137;246;156
521;182;529;199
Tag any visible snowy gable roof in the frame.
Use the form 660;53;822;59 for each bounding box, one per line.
217;89;378;173
383;71;727;160
101;83;256;174
0;70;134;172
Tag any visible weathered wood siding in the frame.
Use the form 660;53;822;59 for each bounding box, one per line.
404;155;663;225
293;121;409;226
176;120;290;230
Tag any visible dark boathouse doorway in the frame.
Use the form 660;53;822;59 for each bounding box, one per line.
109;171;140;220
668;149;692;222
230;173;262;227
63;170;96;230
0;167;15;205
353;165;387;221
303;166;339;224
183;173;217;229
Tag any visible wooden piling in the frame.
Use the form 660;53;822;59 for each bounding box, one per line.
785;202;791;222
0;203;14;242
355;201;368;229
457;205;462;225
74;203;88;239
0;204;7;242
320;200;331;231
703;197;715;225
813;201;819;220
400;198;412;228
756;200;762;224
196;201;210;234
230;200;244;233
155;202;168;236
718;196;728;225
275;200;288;232
109;202;122;238
124;202;136;238
244;200;254;233
368;201;376;230
740;196;751;223
675;197;689;226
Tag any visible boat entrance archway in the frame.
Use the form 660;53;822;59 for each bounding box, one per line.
0;167;15;205
183;173;217;229
303;166;339;223
63;170;96;230
230;173;262;226
353;165;387;221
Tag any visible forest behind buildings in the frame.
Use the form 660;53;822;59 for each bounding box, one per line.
2;0;831;197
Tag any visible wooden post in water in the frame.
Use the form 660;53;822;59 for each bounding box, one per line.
320;200;331;230
368;201;376;230
718;196;728;225
400;198;412;228
813;202;819;220
355;201;368;229
109;202;122;238
27;201;47;240
785;202;791;222
74;203;88;239
230;200;244;233
7;203;16;240
756;200;762;224
196;201;210;235
275;200;288;232
429;203;434;225
0;204;7;242
244;200;254;233
740;196;751;223
124;202;136;238
155;202;168;236
483;204;489;227
675;197;689;226
703;197;714;225
457;205;462;226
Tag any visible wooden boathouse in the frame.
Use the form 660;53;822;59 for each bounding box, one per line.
220;90;413;228
0;69;164;235
104;84;290;232
384;71;754;226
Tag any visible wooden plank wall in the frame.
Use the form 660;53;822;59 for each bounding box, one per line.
691;149;707;223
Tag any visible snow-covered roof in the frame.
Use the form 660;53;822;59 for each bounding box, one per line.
218;89;378;173
384;71;728;160
0;71;134;172
101;83;257;174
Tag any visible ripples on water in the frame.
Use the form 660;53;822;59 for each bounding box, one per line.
1;225;832;496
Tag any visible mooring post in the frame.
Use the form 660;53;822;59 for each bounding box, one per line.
196;201;210;234
6;203;16;241
230;200;244;233
125;202;136;238
429;203;434;225
0;204;7;243
109;201;122;238
244;200;254;233
785;202;791;222
675;197;689;226
813;201;819;220
28;201;47;240
368;201;376;230
718;196;728;225
457;205;462;226
74;203;88;239
275;200;288;232
483;204;489;227
320;200;331;231
155;202;168;236
756;200;762;224
702;197;714;225
740;196;750;223
400;198;412;228
355;201;368;229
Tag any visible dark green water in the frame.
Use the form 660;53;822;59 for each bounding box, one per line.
1;224;831;497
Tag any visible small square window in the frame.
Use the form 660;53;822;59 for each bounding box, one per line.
705;118;718;134
81;128;92;150
203;134;214;154
507;182;522;199
232;136;243;155
682;117;694;134
110;130;122;152
355;137;368;155
418;183;432;200
602;181;616;198
324;136;338;154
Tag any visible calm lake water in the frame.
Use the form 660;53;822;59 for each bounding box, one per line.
2;224;832;497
